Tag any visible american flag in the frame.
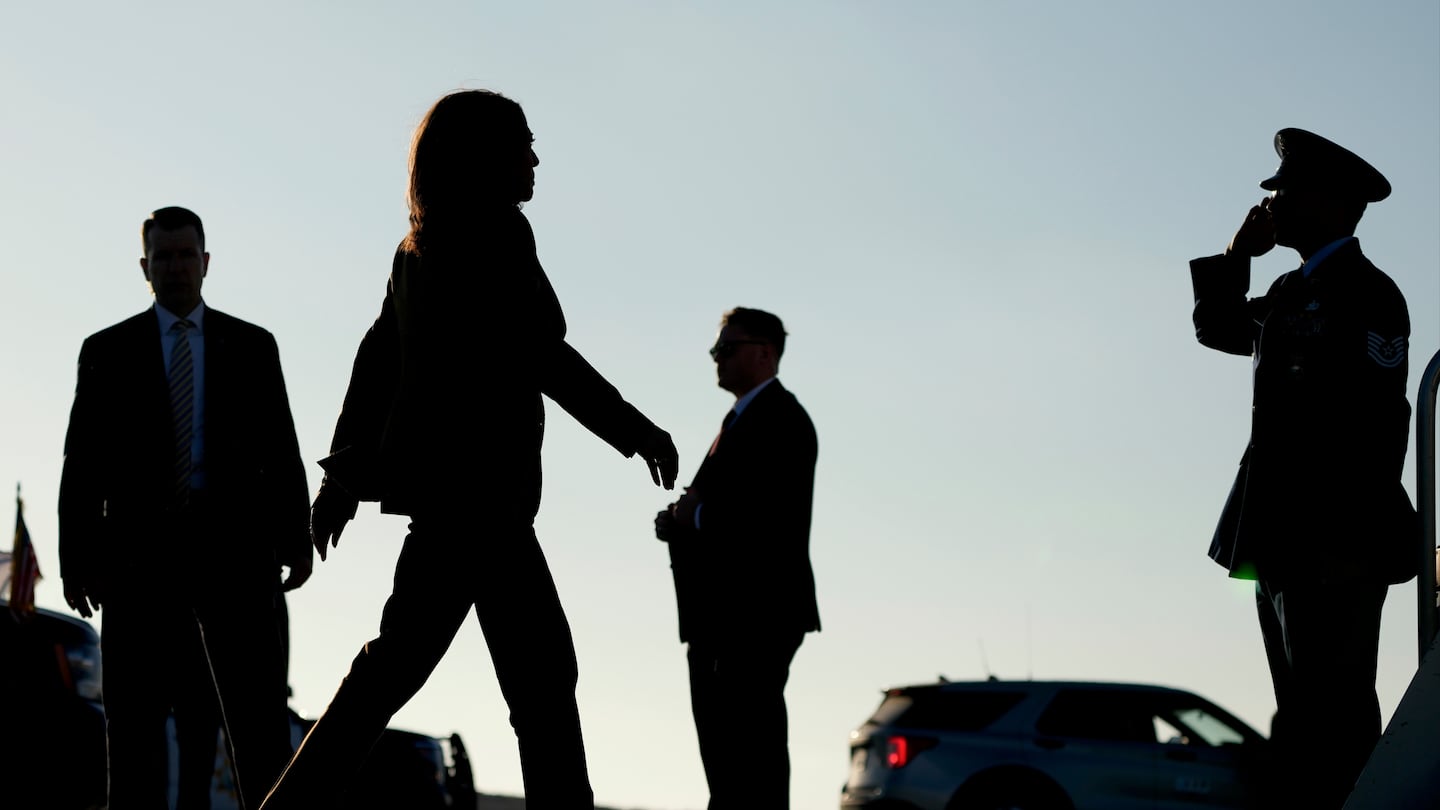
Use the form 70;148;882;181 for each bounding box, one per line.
8;489;41;617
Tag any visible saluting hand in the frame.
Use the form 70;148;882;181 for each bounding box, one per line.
1227;196;1276;258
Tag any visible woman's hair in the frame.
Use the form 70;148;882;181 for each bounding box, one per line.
403;89;528;253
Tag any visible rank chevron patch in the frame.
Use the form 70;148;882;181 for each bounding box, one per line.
1366;332;1407;368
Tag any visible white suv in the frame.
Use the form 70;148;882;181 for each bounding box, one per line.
841;679;1270;810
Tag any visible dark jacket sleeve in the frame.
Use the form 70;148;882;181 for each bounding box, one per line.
57;337;104;584
252;331;313;568
317;282;401;502
539;340;657;457
1315;270;1412;487
1191;252;1269;356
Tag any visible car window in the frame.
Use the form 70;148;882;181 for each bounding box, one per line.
868;694;914;725
1036;689;1255;748
1165;706;1247;747
1035;690;1157;743
1154;715;1188;745
895;690;1027;731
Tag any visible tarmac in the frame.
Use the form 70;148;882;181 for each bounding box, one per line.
475;794;664;810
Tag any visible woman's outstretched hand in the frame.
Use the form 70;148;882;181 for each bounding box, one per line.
311;483;360;561
638;427;679;490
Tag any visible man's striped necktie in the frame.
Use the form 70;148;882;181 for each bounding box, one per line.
168;319;195;506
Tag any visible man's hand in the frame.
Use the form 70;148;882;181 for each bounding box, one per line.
637;427;679;490
311;485;359;562
280;554;313;592
655;491;699;543
64;580;101;619
655;507;679;543
671;487;700;531
1227;197;1276;258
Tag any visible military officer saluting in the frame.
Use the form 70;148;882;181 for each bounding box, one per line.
1189;127;1417;810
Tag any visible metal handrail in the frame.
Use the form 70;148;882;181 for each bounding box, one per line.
1416;348;1440;663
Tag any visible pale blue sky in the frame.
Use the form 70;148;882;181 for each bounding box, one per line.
3;3;1437;808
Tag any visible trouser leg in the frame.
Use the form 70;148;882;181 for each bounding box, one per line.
199;589;292;810
1253;583;1291;806
737;634;802;809
473;527;594;809
173;609;222;810
1254;582;1291;739
260;523;472;810
689;633;803;810
1260;579;1387;810
686;644;726;809
101;598;188;810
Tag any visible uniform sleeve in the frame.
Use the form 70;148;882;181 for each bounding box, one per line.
1331;276;1412;479
1191;252;1272;356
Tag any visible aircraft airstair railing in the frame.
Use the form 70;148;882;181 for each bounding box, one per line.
1343;346;1440;810
1416;347;1439;661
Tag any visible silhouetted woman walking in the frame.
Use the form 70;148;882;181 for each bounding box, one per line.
260;88;678;810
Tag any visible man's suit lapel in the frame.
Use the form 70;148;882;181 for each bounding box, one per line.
692;380;784;487
129;309;171;432
112;309;172;477
203;309;232;465
721;380;784;448
121;308;163;374
204;307;222;397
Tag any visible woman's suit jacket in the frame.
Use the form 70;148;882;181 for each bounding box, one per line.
320;207;659;521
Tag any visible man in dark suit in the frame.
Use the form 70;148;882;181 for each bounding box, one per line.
59;206;312;810
1190;129;1417;809
655;307;819;810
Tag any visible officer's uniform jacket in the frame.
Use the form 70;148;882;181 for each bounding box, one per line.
1191;238;1416;586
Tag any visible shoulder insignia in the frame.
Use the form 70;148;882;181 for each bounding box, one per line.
1366;333;1407;368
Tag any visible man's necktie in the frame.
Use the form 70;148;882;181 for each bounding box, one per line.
708;409;737;457
168;320;195;506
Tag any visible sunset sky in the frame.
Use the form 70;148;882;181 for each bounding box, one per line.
3;2;1437;808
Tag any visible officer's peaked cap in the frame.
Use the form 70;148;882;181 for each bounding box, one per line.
1259;128;1391;203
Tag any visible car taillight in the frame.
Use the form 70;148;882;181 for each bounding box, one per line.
884;734;937;769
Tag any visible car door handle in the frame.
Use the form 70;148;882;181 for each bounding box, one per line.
1034;738;1065;750
1165;749;1198;762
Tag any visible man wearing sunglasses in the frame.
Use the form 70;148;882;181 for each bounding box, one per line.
654;307;820;809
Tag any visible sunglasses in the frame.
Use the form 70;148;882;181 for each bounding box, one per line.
708;339;768;360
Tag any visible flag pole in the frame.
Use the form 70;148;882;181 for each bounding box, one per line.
9;480;40;618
